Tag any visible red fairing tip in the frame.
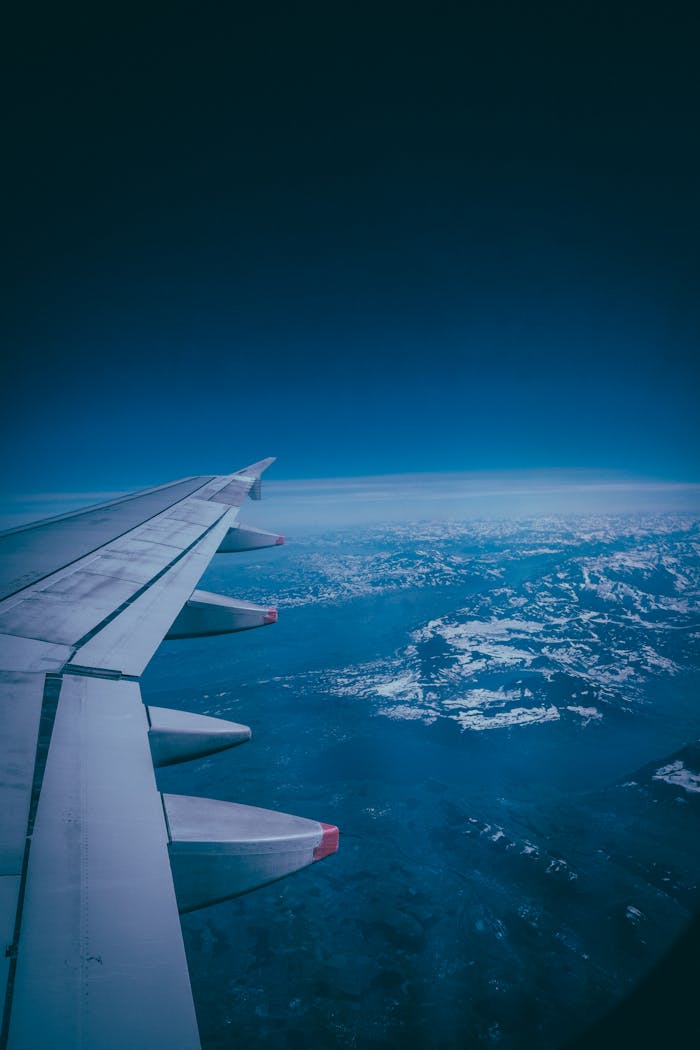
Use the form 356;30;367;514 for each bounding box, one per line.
275;535;285;545
263;608;278;624
313;823;339;861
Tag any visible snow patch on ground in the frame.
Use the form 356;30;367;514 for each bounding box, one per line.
566;705;603;723
653;760;700;794
449;704;560;732
377;703;438;724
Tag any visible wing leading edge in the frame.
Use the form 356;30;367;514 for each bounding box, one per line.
0;459;339;1049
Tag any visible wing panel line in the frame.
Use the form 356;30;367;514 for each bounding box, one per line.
0;477;215;604
0;477;204;540
65;506;232;653
1;673;62;1050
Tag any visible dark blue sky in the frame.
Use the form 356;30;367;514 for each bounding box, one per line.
3;4;699;496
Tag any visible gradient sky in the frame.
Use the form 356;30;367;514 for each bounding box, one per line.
3;5;699;498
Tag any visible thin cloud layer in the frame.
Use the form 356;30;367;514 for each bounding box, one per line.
2;470;699;532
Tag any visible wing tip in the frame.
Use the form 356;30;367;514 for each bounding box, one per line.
236;457;277;479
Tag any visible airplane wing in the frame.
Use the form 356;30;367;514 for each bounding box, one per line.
0;459;338;1049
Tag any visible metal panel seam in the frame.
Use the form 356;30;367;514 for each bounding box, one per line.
0;673;63;1050
0;477;216;604
68;509;231;652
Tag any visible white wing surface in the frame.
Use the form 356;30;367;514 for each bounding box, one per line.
0;460;338;1049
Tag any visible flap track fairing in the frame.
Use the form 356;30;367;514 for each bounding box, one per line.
163;793;339;912
165;590;278;639
216;524;284;553
147;706;251;767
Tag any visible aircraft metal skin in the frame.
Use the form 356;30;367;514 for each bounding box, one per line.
0;459;338;1049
